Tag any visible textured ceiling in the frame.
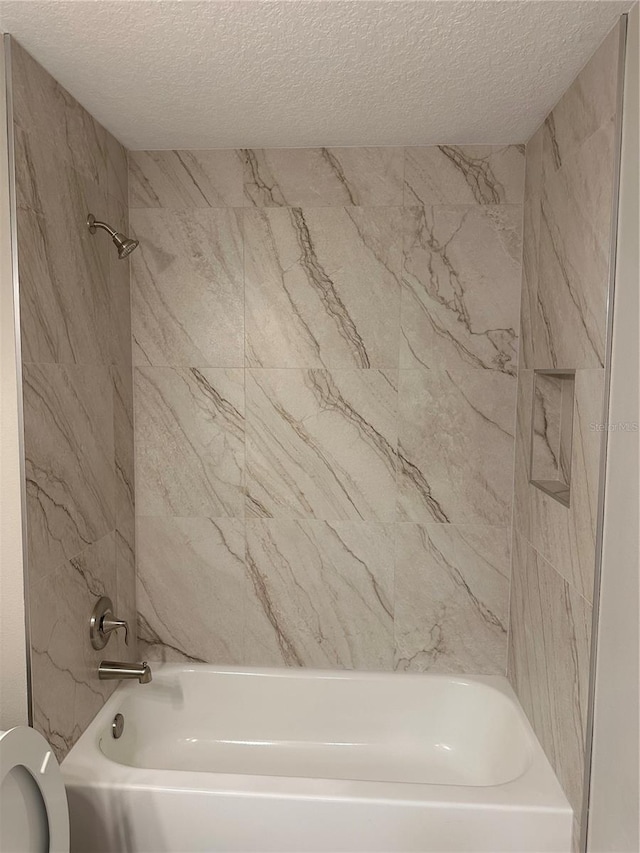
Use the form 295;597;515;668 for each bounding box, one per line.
0;0;631;149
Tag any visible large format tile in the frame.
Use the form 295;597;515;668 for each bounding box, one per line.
512;369;534;541
129;149;244;208
514;369;604;601
531;373;564;481
106;131;129;208
244;206;402;368
246;369;397;521
137;517;245;663
401;205;522;373
542;24;620;172
23;363;115;581
530;370;605;601
131;208;243;366
115;527;137;662
395;523;510;673
30;532;118;761
113;364;135;550
11;40;108;189
404;145;525;206
31;633;78;763
519;127;543;369
69;533;121;731
507;532;555;769
507;33;619;819
243;147;403;207
108;194;133;367
508;532;592;814
135;367;245;518
397;368;516;525
111;364;136;663
16;151;111;366
533;121;616;369
245;520;394;669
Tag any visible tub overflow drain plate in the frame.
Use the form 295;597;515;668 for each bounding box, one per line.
112;713;124;739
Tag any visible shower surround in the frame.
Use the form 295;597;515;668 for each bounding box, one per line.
507;23;623;841
131;145;525;673
11;41;136;760
8;18;623;839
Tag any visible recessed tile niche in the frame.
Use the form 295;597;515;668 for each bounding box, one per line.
530;370;576;507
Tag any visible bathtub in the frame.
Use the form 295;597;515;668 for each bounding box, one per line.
61;664;572;852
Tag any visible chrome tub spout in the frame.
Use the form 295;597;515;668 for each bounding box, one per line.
99;661;152;684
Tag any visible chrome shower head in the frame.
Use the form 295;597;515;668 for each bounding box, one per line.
87;213;139;260
113;234;139;260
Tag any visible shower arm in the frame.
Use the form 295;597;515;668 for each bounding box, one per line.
86;213;138;259
87;214;116;237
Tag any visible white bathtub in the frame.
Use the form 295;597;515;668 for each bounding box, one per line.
62;664;572;852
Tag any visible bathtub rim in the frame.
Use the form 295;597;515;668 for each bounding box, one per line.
61;664;572;816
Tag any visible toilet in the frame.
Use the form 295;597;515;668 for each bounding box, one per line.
0;727;69;852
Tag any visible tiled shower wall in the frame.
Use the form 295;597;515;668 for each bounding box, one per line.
507;23;622;833
11;42;136;760
131;145;525;672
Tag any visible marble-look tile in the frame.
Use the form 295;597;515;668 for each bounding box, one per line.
515;369;604;601
131;208;244;367
397;368;516;525
245;206;402;368
507;532;554;767
531;373;563;482
67;531;118;607
30;532;118;761
137;517;245;663
246;369;397;521
513;370;534;541
530;370;604;601
404;146;525;207
115;527;137;662
519;127;543;369
23;363;115;582
243;147;403;207
572;817;581;853
11;40;108;189
113;364;135;550
508;42;619;823
542;24;620;172
70;533;122;733
245;520;394;669
558;382;575;487
14;39;136;761
135;367;244;518
16;152;112;365
14;126;44;214
31;641;78;763
129;149;244;208
508;531;592;814
395;523;509;673
108;194;133;367
534;121;616;369
106;131;129;208
401;205;522;373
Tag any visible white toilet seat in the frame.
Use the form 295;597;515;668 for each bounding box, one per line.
0;727;70;852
